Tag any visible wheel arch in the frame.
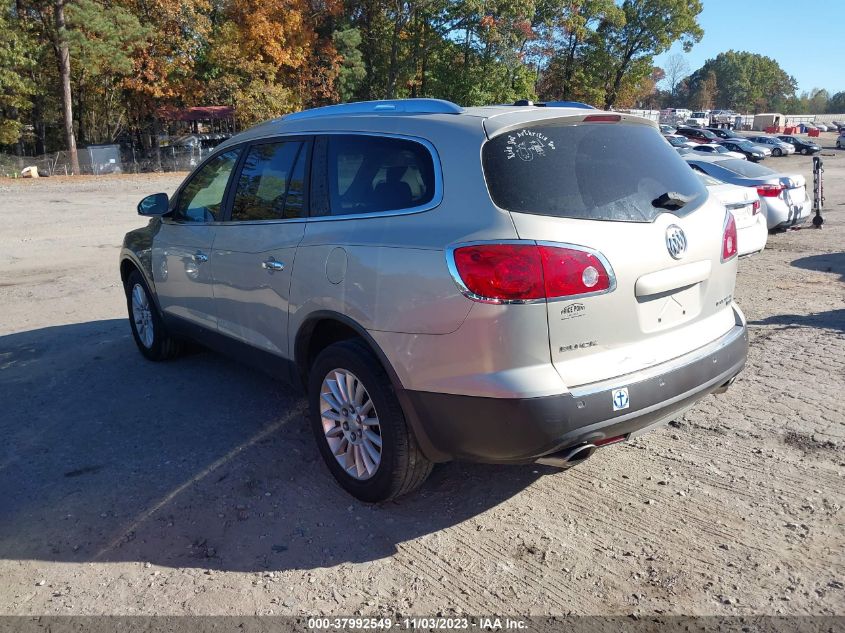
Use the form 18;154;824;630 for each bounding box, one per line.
120;254;162;312
293;311;450;463
294;311;404;392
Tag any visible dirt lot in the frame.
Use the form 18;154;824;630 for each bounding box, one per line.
0;136;843;617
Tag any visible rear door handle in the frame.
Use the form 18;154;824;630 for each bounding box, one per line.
193;251;208;263
262;258;285;272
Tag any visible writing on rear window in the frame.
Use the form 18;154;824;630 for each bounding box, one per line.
504;129;556;162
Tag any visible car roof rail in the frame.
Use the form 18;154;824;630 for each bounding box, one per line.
543;100;596;110
284;98;463;121
511;99;596;109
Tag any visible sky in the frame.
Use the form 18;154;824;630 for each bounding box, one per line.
653;0;844;96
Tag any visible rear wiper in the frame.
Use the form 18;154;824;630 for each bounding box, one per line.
652;191;692;211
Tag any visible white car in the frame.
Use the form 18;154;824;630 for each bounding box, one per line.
696;172;767;257
692;143;747;160
814;123;829;132
686;155;810;230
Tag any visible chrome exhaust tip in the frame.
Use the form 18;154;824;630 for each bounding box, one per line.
712;376;737;394
535;443;597;468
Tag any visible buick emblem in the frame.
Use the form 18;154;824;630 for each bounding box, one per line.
665;225;687;259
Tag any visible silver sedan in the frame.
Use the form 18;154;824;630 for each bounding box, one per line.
684;155;810;230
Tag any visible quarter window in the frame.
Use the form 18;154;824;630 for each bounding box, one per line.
231;141;307;221
312;135;436;216
173;149;241;222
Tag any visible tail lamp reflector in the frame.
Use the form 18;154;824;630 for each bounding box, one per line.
756;184;784;198
451;243;612;303
722;212;738;261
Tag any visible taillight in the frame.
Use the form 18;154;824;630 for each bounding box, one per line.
451;244;544;302
751;200;761;215
449;242;614;303
722;212;738;262
756;184;784;198
540;245;611;297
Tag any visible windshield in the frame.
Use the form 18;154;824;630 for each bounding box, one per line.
482;121;707;222
714;159;776;178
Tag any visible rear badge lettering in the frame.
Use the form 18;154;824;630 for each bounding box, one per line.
559;340;597;353
560;303;586;320
715;294;733;309
612;387;630;412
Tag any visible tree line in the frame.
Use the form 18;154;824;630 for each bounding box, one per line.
1;0;840;173
653;50;844;115
1;0;705;169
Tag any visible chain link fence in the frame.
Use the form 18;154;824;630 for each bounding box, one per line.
1;142;221;178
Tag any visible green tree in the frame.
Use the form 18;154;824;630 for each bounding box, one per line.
828;91;845;114
0;7;37;146
533;0;622;102
333;27;367;102
687;51;796;112
595;0;703;109
65;0;149;144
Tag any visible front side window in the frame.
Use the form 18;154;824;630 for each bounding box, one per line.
312;135;436;216
173;149;241;222
231;141;306;221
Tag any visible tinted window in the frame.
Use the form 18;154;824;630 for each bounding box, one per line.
231;141;306;221
173;149;241;222
482;122;707;222
314;135;435;216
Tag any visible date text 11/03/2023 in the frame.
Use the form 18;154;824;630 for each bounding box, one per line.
307;617;528;630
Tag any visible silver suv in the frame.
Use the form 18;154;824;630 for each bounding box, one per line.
120;99;748;501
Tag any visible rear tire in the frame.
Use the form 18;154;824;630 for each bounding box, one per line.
801;148;809;155
308;339;432;502
125;269;183;361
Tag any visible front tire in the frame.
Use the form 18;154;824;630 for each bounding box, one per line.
801;148;809;155
125;269;183;361
308;339;432;502
773;148;782;157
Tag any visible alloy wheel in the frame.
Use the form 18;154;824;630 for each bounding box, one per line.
319;369;383;480
131;283;154;349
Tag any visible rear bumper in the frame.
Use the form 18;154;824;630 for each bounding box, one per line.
737;215;768;257
765;195;811;229
400;321;748;464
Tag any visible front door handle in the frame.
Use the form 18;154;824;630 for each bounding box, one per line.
262;258;285;272
193;251;209;264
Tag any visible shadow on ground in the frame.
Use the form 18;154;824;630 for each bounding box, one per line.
791;251;845;282
749;308;845;334
0;320;547;572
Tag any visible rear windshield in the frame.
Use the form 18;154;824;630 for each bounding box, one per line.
715;159;775;178
482;121;707;222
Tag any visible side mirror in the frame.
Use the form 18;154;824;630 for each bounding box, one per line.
138;192;169;216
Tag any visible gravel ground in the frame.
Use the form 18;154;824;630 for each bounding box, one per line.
0;137;843;617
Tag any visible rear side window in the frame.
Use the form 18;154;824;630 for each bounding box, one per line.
482;122;707;222
311;135;435;216
231;141;306;221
